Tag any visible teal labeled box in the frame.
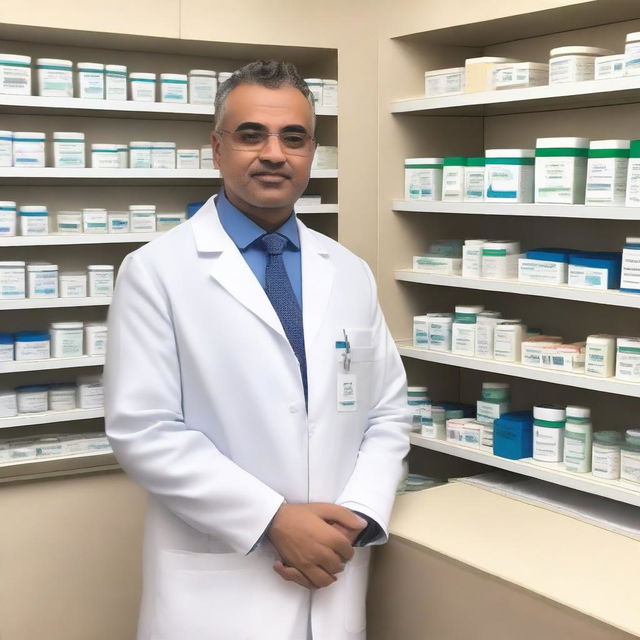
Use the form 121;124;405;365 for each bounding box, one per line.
493;411;533;460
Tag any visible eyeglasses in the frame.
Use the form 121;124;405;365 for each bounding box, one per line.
218;129;316;156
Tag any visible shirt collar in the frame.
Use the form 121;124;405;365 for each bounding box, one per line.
216;189;300;251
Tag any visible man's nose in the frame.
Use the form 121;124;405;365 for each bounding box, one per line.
258;134;286;164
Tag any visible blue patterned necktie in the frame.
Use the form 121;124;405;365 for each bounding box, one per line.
260;233;308;403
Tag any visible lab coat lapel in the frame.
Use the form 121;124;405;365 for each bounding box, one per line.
190;198;286;340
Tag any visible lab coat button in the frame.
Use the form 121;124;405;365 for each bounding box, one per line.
289;404;298;414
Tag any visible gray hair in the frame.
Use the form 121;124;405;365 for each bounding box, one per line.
213;60;316;133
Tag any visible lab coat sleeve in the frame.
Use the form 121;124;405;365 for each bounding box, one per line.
104;253;284;554
336;261;411;544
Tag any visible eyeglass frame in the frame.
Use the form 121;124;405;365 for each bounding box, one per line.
215;126;317;156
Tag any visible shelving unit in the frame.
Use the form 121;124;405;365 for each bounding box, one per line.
0;408;104;429
0;297;111;310
0;356;104;374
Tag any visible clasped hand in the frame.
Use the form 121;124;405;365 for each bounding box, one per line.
266;503;367;590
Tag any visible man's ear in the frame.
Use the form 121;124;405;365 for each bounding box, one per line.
211;131;221;170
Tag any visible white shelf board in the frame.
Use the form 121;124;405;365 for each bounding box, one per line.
0;297;111;310
0;355;104;374
0;232;162;247
0;94;337;119
392;199;640;220
395;269;640;309
410;433;640;508
0;450;117;482
391;76;640;117
397;342;640;398
296;204;338;214
0;408;104;429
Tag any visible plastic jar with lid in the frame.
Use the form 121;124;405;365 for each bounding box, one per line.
481;382;510;403
563;406;592;473
19;205;48;235
88;265;114;297
585;139;630;206
405;158;443;201
16;384;48;413
0;261;25;299
621;236;640;292
160;73;187;103
0;201;16;236
0;389;17;418
442;157;466;202
56;211;82;234
452;305;485;356
595;54;625;80
151;142;176;169
533;405;566;462
304;78;323;105
481;240;521;280
0;333;13;362
200;146;214;169
82;208;108;234
114;143;128;168
322;79;338;107
625;141;640;206
108;211;130;234
463;158;485;202
48;383;77;411
105;64;127;100
592;430;623;479
77;62;104;99
13;132;45;167
27;263;58;298
77;375;104;409
624;32;640;76
189;69;216;105
621;428;640;483
585;334;616;378
475;311;502;358
408;386;430;432
176;149;200;169
427;313;453;352
130;72;156;102
84;322;107;356
535;137;589;204
91;144;120;169
59;271;87;298
129;205;157;232
14;331;50;361
37;58;73;96
157;213;185;231
548;46;613;84
50;321;84;358
493;320;524;362
53;132;86;168
0;130;12;167
0;54;31;95
485;149;535;203
129;141;152;169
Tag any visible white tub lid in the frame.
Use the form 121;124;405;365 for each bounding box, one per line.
0;261;25;267
27;263;58;271
596;54;625;62
88;264;114;270
465;57;519;64
106;64;127;72
19;205;47;212
626;31;640;41
54;131;85;138
189;69;216;76
82;209;107;214
455;305;485;313
50;322;84;329
129;205;156;211
36;58;72;66
13;131;45;138
405;157;444;164
589;139;630;149
424;67;465;76
77;62;104;70
0;201;16;207
0;54;30;63
130;72;156;79
536;137;590;148
160;73;187;80
485;148;535;157
91;144;118;150
550;46;613;57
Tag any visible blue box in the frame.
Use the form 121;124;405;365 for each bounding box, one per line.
568;251;622;289
526;248;582;262
493;411;534;460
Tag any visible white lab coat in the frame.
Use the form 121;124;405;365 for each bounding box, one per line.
104;197;411;640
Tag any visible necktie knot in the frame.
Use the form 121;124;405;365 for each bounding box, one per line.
261;233;287;256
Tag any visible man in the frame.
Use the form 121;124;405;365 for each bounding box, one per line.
105;60;410;640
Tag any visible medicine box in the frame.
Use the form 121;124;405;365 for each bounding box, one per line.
493;411;534;460
567;252;622;290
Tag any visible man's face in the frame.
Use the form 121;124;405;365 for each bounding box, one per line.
212;84;315;213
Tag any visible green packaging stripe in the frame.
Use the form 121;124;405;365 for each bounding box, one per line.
131;77;156;83
588;149;630;158
94;149;119;153
13;137;44;142
405;164;442;169
618;346;640;354
37;64;71;71
56;139;84;143
535;147;588;157
485;157;535;165
0;206;16;210
107;71;127;77
79;68;105;73
0;60;30;67
467;157;485;167
482;249;507;256
534;419;565;428
162;79;187;84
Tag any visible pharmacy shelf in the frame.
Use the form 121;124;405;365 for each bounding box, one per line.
0;95;337;119
0;408;104;429
0;232;162;247
395;270;640;309
392;199;640;220
296;204;339;214
397;342;640;398
0;297;111;310
391;76;640;117
410;433;640;507
0;355;104;374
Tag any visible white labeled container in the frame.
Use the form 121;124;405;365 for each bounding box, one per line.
533;405;566;462
0;389;17;418
427;314;453;352
549;46;612;84
592;431;623;479
91;143;120;169
442;157;466;202
475;311;501;358
48;384;77;411
322;79;338;107
585;334;616;378
176;149;200;169
625;32;640;76
463;158;485;202
115;143;128;168
0;333;13;362
16;384;48;413
160;73;188;103
13;131;45;167
304;78;323;105
0;130;12;167
189;69;216;105
563;406;592;473
77;62;104;99
585;139;630;206
616;337;640;382
129;205;156;232
424;67;464;97
621;236;640;291
595;54;624;80
130;141;152;169
451;305;484;356
37;58;72;97
88;265;114;297
105;64;127;100
485;149;535;203
413;255;461;275
130;72;156;102
464;56;519;93
624;141;640;206
405;158;443;201
0;201;17;236
84;322;107;356
413;315;429;347
200;146;214;169
108;211;129;234
151;142;176;169
518;250;569;285
19;205;48;235
535;137;589;204
56;211;82;234
82;208;108;234
311;146;338;170
0;54;31;95
621;432;640;484
59;271;87;298
481;240;520;279
77;375;104;409
493;61;549;89
53;132;86;168
50;321;84;358
493;321;523;362
462;239;487;278
0;261;26;299
157;213;185;231
14;332;50;361
27;263;58;298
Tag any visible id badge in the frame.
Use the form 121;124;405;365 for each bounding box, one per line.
336;337;357;412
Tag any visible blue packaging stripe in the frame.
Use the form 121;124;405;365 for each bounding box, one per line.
0;136;12;141
161;79;188;84
16;384;49;392
0;60;30;67
19;211;47;216
15;331;49;342
0;333;13;344
131;77;156;83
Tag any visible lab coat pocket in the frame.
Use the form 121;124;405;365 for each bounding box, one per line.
344;547;371;633
154;549;260;640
